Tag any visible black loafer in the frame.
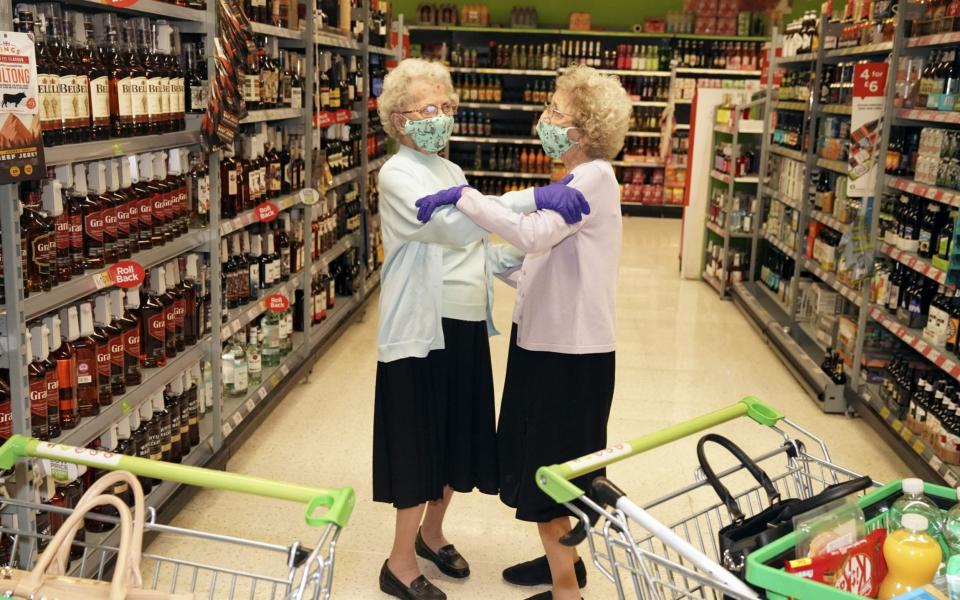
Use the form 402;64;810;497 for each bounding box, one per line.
415;529;470;578
379;560;447;600
504;555;587;588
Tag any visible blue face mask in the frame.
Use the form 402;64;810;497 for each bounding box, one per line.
404;114;454;153
536;119;577;160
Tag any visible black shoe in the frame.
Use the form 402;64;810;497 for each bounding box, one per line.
523;593;585;600
503;555;587;588
379;560;447;600
415;529;470;578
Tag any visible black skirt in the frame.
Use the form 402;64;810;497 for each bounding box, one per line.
373;318;499;509
498;325;616;523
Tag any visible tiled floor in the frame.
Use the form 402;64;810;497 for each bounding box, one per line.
151;217;911;599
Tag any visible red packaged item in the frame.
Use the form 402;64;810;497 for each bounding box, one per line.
784;529;888;598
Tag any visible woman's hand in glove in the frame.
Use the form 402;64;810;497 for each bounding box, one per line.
415;185;471;223
533;174;591;224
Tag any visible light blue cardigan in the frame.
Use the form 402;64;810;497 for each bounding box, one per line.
376;145;535;363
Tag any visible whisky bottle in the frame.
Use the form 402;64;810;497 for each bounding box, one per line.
121;287;143;385
62;12;90;142
151;391;171;462
143;19;165;134
81;14;110;141
188;364;201;445
230;334;249;395
92;294;114;407
176;372;190;457
181;255;199;346
156;265;177;359
88;162;118;265
123;19;148;137
189;151;210;228
140;268;167;368
164;380;183;463
28;326;49;440
107;289;127;395
105;159;131;260
73;301;100;418
40;323;61;438
148;153;169;245
220;144;238;219
166;261;185;352
71;163;104;270
48;312;78;430
130;409;152;493
131;155;153;251
34;5;63;147
22;180;55;294
119;158;140;254
93;13;129;138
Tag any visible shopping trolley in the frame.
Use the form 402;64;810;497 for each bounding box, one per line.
536;397;879;600
0;434;355;599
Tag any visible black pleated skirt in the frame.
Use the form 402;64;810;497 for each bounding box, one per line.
373;318;499;509
498;325;616;523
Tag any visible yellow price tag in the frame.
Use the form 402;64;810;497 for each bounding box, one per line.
892;419;903;432
270;374;280;386
913;440;926;454
880;406;890;419
900;428;913;442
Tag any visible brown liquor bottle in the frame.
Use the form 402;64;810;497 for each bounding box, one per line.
181;255;199;346
157;265;177;360
88;162;118;265
106;159;131;260
93;13;129;138
74;302;101;418
33;5;63;147
155;22;173;134
40;178;66;286
220;144;239;219
120;158;140;252
120;287;143;385
108;290;127;395
52;309;80;430
21;181;55;294
177;372;191;457
124;19;148;137
142;20;164;134
188;364;201;445
133;154;154;251
28;325;49;440
93;294;118;403
74;164;105;271
238;136;253;214
163;382;182;463
150;153;172;244
151;391;171;462
81;15;110;141
130;410;152;493
41;322;61;439
140;268;167;368
56;165;84;277
165;262;185;353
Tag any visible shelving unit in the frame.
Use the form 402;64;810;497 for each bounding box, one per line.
0;0;397;568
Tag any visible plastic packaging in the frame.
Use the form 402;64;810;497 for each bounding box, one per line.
941;488;960;557
794;496;866;558
879;514;943;600
888;479;945;543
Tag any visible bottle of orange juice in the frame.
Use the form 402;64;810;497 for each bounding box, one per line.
878;513;943;600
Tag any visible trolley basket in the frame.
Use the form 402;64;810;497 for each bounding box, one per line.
0;435;355;600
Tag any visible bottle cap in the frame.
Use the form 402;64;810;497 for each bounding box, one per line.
251;232;261;256
902;478;925;495
168;149;181;176
151;266;166;295
94;294;111;326
171;261;182;286
54;164;73;189
43;315;60;350
100;424;119;451
170;375;183;395
165;261;177;290
87;161;107;196
29;323;43;362
106;159;122;193
117;417;131;440
152;391;163;411
72;164;88;196
79;301;95;337
186;254;199;280
125;156;137;186
901;513;929;532
40;324;50;358
125;286;141;309
153;153;166;181
138;153;154;182
60;306;80;342
41;180;63;217
139;398;153;420
130;409;140;430
110;289;125;319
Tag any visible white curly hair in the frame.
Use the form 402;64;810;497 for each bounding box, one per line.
556;65;632;160
378;58;458;139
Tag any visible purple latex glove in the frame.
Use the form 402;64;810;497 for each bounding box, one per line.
533;174;591;224
415;184;470;223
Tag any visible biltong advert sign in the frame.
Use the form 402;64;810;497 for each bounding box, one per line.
0;32;43;184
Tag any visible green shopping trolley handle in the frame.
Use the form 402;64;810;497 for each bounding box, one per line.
536;397;784;504
0;435;355;529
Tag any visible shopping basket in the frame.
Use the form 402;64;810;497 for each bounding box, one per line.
0;434;355;599
536;397;880;600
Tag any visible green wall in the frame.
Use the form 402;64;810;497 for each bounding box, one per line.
394;0;822;30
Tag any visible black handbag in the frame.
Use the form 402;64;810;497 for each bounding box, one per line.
697;433;873;580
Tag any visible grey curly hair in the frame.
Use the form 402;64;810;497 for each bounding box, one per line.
377;58;458;139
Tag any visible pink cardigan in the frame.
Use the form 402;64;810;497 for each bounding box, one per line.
456;159;622;354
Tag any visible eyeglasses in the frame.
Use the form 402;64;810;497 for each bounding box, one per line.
543;102;573;122
399;103;458;118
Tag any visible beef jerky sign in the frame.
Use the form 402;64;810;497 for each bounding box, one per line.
0;32;43;184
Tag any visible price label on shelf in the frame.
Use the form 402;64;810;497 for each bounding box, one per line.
299;188;320;206
107;259;145;289
257;386;268;400
232;412;243;426
848;62;888;198
255;201;279;223
222;423;233;438
932;456;944;472
245;398;256;413
946;470;959;487
101;0;138;6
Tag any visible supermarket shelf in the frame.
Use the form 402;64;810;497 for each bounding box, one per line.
675;124;691;130
702;271;723;294
50;336;211;449
816;158;848;175
611;160;664;167
20;229;209;321
331;165;363;187
624;131;663;138
309;295;360;347
713;119;763;135
776;53;817;65
368;45;395;55
798;319;830;353
773;100;809;112
809;209;851;233
896;108;960;125
463;170;551;179
710;169;759;184
820;104;852;115
674;67;761;76
769;145;805;162
458;102;543;112
363;271;381;296
907;31;960;49
878;241;949;285
756;281;790;316
763;186;801;210
57;0;205;21
762;231;797;258
887;176;960;209
802;258;863;306
221;278;301;342
249;21;304;40
219;190;302;236
448;66;556;76
621;203;684;218
314;29;361;50
44;129;201;166
869;305;960;382
449;135;541;145
240;107;303;124
406;24;766;41
312;234;358;275
576;68;672;77
706;221;726;238
674;99;693;105
824;41;893;58
367;155;390;172
632;101;670;107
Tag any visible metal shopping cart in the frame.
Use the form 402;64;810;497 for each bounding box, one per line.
535;397;880;600
0;435;355;599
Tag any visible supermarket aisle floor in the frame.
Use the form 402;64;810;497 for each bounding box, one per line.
153;217;910;599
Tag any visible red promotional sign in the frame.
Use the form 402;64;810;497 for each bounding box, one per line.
107;260;145;289
255;201;279;222
368;97;378;111
334;109;351;124
853;63;888;98
315;111;334;128
264;293;289;312
101;0;138;5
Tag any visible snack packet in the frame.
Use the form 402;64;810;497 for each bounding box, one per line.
784;528;887;598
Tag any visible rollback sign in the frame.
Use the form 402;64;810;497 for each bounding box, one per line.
0;32;43;184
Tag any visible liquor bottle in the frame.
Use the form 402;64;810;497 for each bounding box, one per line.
184;43;204;114
140;268;167;368
123;19;148;137
88;161;118;265
61;10;90;143
92;295;114;407
266;130;282;199
40;322;61;438
33;4;64;147
188;151;210;228
119;287;142;386
73;302;100;418
103;289;127;396
166;149;186;238
278;216;291;282
221;339;234;396
117;158;140;256
220;144;239;219
188;364;201;445
130;409;152;493
228;334;248;396
131;154;153;251
261;309;280;368
280;304;292;357
103;159;129;260
48;312;78;430
28;326;49;440
140;400;161;480
22;181;55;294
245;326;262;386
180;255;199;346
142;19;164;134
69;163;102;270
947;288;960;353
176;372;190;457
91;14;128;138
165;262;185;353
151;265;175;360
164;379;183;463
149;153;169;245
